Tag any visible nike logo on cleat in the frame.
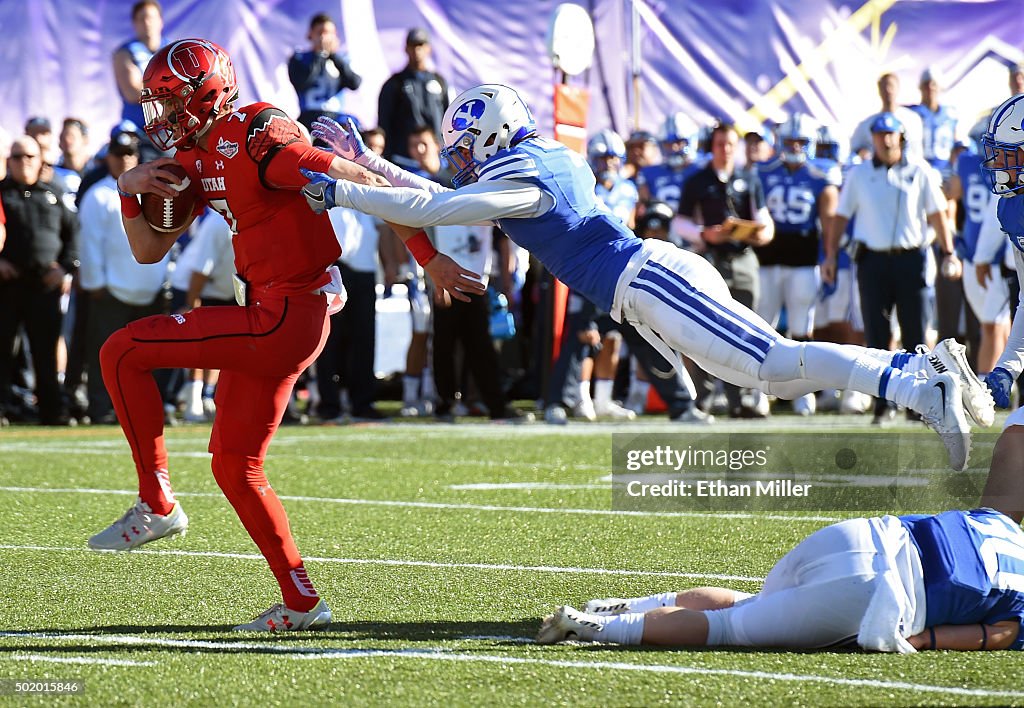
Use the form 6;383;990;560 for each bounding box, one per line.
935;380;948;416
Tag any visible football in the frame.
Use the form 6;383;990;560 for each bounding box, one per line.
140;163;198;233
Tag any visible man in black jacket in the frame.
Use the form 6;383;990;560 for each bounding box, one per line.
0;136;78;425
377;28;450;161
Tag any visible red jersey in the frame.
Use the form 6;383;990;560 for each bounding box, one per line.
176;102;340;294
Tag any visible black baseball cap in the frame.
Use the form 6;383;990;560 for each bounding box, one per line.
406;27;430;46
108;130;140;157
25;116;52;133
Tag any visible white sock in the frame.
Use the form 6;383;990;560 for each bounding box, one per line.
594;379;613;407
845;355;889;398
626;591;677;613
599;612;646;645
421;367;436;401
579;380;592;404
402;375;420;406
188;380;203;411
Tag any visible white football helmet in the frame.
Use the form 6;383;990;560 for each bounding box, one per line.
777;112;817;165
660;112;698;166
440;84;537;187
982;94;1024;197
815;124;844;163
587;129;626;163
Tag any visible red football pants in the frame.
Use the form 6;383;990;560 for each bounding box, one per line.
100;291;330;610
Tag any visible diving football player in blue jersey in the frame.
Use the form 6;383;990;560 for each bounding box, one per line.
636;113;701;210
302;84;991;470
538;507;1024;651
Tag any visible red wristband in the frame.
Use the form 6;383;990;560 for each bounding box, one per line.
119;192;142;219
407;230;438;266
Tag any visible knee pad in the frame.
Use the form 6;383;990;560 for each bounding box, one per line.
758;339;807;383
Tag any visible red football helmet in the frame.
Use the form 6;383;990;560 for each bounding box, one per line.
141;38;238;151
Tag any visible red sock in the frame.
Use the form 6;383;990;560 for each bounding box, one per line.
212;453;320;612
141;469;176;515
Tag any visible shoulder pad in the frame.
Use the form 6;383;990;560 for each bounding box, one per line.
477;149;539;183
245;106;304;163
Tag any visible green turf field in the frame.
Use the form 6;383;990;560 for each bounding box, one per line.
0;418;1020;707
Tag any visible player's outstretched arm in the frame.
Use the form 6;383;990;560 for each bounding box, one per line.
312;116;448;194
117;158;196;264
386;221;485;303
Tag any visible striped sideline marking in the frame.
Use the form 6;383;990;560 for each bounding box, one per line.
0;545;764;583
6;654;157;667
0;486;841;523
1;633;1020;700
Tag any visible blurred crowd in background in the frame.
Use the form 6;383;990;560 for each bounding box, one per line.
1;0;1020;428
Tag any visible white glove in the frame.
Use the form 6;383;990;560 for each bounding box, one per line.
311;116;370;166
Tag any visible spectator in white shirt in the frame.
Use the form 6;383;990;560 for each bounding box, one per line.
77;131;170;422
850;73;925;163
823;113;956;423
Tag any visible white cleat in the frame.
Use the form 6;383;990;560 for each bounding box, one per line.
573;399;597;421
583;598;631;616
839;389;870;414
594;400;637;420
544;405;568;425
927;339;995;428
673;407;715;425
792;393;816;417
233;598;332;632
535;606;604;644
88;498;188;551
918;372;971;471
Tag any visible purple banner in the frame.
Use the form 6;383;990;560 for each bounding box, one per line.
0;0;1020;156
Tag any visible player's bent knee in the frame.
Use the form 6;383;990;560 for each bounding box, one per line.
99;327;135;377
211;452;266;495
757;340;806;383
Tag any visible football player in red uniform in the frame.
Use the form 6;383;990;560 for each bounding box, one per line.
90;38;483;631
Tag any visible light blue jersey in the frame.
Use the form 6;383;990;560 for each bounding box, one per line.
899;508;1024;648
909;103;958;172
636;162;700;209
956;151;994;262
477;137;642;311
595;174;639;227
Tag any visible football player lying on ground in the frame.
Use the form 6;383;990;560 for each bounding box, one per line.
90;38;482;633
536;507;1024;651
300;84;993;471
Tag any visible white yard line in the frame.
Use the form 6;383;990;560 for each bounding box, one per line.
297;649;1024;699
0;486;841;523
0;545;764;582
0;633;1018;699
6;653;156;667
